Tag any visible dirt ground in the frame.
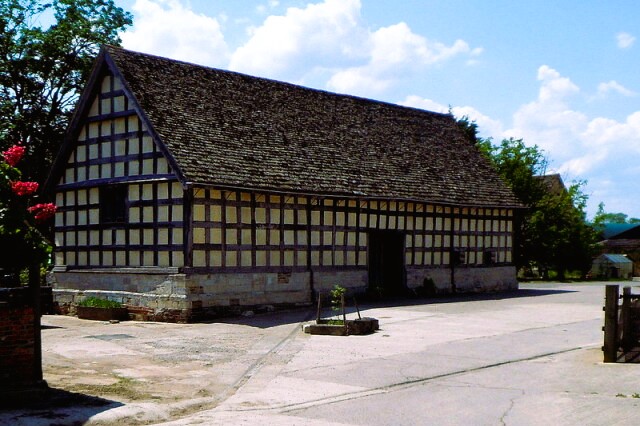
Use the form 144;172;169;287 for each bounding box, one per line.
4;309;311;425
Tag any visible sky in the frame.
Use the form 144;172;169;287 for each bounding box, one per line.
113;0;640;219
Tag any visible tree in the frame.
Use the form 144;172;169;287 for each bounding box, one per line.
477;136;598;279
0;0;132;183
593;202;640;225
526;181;597;279
450;107;479;145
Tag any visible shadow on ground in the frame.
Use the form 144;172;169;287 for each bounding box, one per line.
212;288;577;329
372;288;577;307
0;387;122;426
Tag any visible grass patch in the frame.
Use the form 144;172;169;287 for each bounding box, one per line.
66;375;152;401
77;297;123;308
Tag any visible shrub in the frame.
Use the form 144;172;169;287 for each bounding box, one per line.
77;297;123;309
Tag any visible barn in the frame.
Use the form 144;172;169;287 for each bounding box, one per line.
46;46;523;322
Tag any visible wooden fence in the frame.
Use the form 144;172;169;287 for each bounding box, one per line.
603;284;640;362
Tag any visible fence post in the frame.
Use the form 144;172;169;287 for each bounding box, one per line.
603;284;619;363
621;286;633;361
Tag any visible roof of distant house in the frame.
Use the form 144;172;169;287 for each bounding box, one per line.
602;223;640;240
534;173;566;197
595;253;633;264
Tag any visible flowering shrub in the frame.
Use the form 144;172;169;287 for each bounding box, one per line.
11;181;39;196
28;203;58;224
0;144;57;272
2;144;25;167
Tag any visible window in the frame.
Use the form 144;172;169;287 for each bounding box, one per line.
483;250;496;266
100;185;127;224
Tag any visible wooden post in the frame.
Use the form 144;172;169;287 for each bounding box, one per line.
28;263;44;384
316;292;322;323
340;293;349;336
621;286;632;361
341;294;347;333
603;284;619;363
353;296;362;320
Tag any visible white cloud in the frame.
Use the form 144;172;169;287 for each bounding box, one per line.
505;65;586;160
328;23;479;95
597;80;636;97
399;95;504;138
229;0;479;94
536;65;579;102
121;0;229;67
229;0;365;78
617;32;636;49
400;95;449;113
504;65;640;218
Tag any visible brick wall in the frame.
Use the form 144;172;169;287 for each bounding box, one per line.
0;287;38;390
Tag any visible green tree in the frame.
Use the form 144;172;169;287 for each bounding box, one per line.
477;136;598;279
527;181;597;279
0;0;132;183
593;202;640;225
450;107;479;145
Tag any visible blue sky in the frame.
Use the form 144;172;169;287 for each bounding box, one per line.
114;0;640;219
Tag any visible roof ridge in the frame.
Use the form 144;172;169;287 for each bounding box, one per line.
103;45;454;121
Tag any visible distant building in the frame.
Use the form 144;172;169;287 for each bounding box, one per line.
590;253;633;279
535;173;566;197
46;46;523;321
596;224;640;277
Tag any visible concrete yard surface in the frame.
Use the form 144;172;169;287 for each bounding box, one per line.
3;282;640;425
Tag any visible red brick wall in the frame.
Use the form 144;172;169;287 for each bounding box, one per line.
0;288;37;390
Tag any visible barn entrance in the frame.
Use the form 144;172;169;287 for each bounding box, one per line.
368;230;406;297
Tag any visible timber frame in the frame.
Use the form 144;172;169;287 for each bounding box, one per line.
46;46;523;322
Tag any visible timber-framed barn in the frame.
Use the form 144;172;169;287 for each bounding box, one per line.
46;46;523;322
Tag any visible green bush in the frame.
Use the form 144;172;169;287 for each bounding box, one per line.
77;297;123;308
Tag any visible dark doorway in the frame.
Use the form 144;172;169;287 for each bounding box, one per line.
368;230;406;297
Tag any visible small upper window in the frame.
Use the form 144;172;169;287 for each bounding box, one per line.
100;185;127;224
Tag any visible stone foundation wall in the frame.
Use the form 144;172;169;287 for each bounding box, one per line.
50;268;370;322
51;265;517;322
407;265;518;294
454;266;519;292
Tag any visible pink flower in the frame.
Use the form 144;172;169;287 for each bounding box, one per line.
27;203;57;223
11;181;39;196
2;144;25;167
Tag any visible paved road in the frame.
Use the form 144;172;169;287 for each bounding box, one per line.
160;282;640;426
4;282;640;425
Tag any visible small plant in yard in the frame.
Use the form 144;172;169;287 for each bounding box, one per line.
77;297;123;309
330;285;346;313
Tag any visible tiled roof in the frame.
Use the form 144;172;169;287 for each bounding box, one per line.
602;223;640;240
535;174;566;197
104;46;522;207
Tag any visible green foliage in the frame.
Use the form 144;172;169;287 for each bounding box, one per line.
451;109;479;145
77;296;122;308
526;180;598;279
479;136;598;279
0;0;132;182
593;202;640;226
330;284;346;313
477;137;548;206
